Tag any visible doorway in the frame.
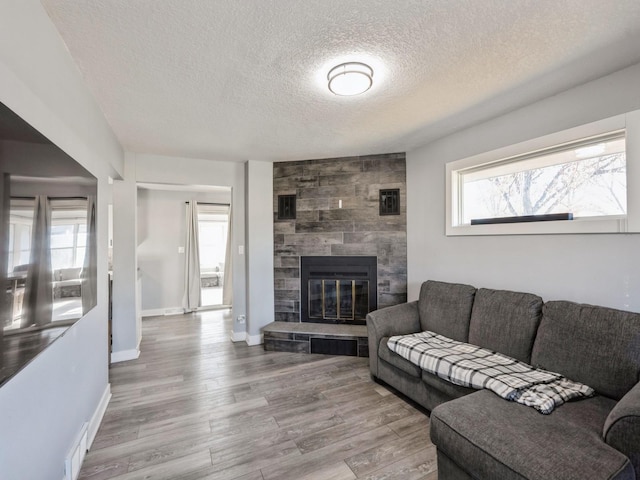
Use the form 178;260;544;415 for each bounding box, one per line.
135;184;233;317
197;204;230;308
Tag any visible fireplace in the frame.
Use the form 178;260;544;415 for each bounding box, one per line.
300;256;377;325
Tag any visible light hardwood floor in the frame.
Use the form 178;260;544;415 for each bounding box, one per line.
80;310;437;480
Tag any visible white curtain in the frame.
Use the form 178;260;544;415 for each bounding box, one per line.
82;195;97;315
222;204;233;306
182;200;201;312
22;195;53;328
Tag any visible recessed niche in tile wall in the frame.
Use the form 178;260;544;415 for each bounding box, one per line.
273;152;407;323
278;194;296;220
379;188;400;215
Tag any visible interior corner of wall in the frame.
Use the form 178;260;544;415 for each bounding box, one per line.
110;348;140;364
245;333;263;346
230;330;247;343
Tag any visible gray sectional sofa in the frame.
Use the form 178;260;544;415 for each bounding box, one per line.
366;280;640;480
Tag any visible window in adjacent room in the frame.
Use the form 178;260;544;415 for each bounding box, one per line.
7;200;33;274
50;199;88;270
197;204;230;307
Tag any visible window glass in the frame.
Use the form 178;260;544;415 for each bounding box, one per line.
50;201;88;270
198;215;228;271
51;248;74;270
77;224;87;247
75;247;86;267
51;224;76;249
459;134;626;224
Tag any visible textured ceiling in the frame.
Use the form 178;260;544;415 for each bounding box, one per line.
41;0;640;162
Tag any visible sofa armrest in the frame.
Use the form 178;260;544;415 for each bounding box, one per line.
603;381;640;472
366;301;420;377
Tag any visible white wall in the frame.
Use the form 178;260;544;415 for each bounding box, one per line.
111;153;140;361
132;153;247;336
137;187;231;312
0;1;123;479
245;160;274;343
407;62;640;312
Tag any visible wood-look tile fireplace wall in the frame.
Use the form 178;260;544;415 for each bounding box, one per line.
273;152;407;322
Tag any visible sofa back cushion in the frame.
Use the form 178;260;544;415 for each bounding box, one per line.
468;288;543;363
531;300;640;400
418;280;476;342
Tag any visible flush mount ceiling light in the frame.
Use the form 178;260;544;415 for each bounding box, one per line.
327;62;373;96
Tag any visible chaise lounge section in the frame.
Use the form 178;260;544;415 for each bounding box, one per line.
367;280;640;479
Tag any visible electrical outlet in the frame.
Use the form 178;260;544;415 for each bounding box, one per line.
237;315;246;324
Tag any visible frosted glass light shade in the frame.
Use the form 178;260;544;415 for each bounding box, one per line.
327;62;373;96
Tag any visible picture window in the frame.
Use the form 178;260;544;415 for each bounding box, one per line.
445;111;640;235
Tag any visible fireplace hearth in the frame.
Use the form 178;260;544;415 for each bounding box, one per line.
300;256;377;325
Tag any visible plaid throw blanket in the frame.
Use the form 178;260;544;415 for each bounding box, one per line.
387;331;594;414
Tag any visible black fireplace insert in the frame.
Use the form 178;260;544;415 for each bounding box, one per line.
300;256;377;325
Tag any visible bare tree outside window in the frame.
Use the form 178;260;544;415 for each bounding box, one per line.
461;136;626;224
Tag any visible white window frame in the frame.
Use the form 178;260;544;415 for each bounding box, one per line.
446;109;640;236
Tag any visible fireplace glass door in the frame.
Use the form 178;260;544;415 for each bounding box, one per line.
308;280;369;322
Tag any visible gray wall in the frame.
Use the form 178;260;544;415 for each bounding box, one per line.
407;62;640;312
246;160;275;341
0;140;97;178
137;187;231;312
112;153;139;359
273;153;407;322
0;1;123;478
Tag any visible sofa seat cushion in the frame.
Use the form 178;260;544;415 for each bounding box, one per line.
430;390;633;480
378;337;421;378
421;370;475;400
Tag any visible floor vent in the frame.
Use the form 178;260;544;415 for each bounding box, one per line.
65;422;88;480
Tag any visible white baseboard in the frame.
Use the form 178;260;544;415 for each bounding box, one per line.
143;306;232;317
230;330;246;342
246;333;264;346
110;348;140;363
88;384;111;449
64;422;88;480
230;330;263;345
141;307;185;317
141;308;165;318
195;304;231;312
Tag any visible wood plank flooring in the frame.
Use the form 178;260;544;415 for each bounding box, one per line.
80;310;437;480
